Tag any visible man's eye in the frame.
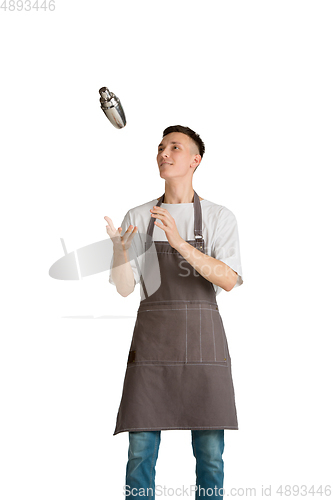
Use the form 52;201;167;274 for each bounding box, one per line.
158;146;179;151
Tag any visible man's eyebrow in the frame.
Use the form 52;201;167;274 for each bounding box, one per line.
158;141;183;147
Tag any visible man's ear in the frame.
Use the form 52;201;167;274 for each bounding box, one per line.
193;154;201;166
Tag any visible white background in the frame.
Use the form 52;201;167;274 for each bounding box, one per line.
0;0;332;498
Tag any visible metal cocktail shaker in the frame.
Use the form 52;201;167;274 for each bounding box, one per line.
99;87;126;129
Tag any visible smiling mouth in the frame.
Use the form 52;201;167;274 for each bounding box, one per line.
161;162;171;166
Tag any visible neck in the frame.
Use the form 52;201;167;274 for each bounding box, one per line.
160;184;195;204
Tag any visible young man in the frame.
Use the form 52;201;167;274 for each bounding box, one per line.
105;125;243;500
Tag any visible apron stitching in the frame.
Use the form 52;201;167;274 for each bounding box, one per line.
186;304;188;363
218;315;228;365
127;362;228;367
199;305;202;362
137;308;219;312
210;308;217;362
139;300;217;304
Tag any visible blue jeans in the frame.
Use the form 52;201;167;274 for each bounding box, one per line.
125;430;225;499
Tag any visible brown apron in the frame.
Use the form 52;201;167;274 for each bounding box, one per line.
113;190;238;435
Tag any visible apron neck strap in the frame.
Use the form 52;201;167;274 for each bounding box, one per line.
147;190;203;241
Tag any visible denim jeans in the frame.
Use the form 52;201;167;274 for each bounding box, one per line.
125;430;225;499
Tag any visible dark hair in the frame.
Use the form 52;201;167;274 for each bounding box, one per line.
162;125;205;173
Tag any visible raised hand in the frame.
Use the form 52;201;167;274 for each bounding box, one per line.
104;216;138;251
150;206;184;250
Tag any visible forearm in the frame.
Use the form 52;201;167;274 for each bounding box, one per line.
111;247;135;297
174;240;238;292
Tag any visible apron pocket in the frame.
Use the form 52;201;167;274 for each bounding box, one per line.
131;308;187;362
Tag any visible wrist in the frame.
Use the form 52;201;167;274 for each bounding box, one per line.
113;244;127;255
174;238;187;253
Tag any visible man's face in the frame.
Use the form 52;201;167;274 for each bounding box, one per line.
156;132;201;179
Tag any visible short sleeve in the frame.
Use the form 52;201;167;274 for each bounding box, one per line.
109;211;141;287
211;208;243;288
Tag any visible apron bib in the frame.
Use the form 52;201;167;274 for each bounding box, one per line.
113;191;238;435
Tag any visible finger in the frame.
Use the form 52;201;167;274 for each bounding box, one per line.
151;212;165;218
106;221;116;233
151;213;168;224
127;226;138;242
124;225;135;233
104;216;116;231
123;225;136;238
122;225;138;242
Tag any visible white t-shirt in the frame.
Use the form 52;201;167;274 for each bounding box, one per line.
109;197;243;298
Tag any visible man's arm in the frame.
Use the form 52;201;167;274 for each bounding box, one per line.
105;214;138;297
174;240;238;292
111;247;136;297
